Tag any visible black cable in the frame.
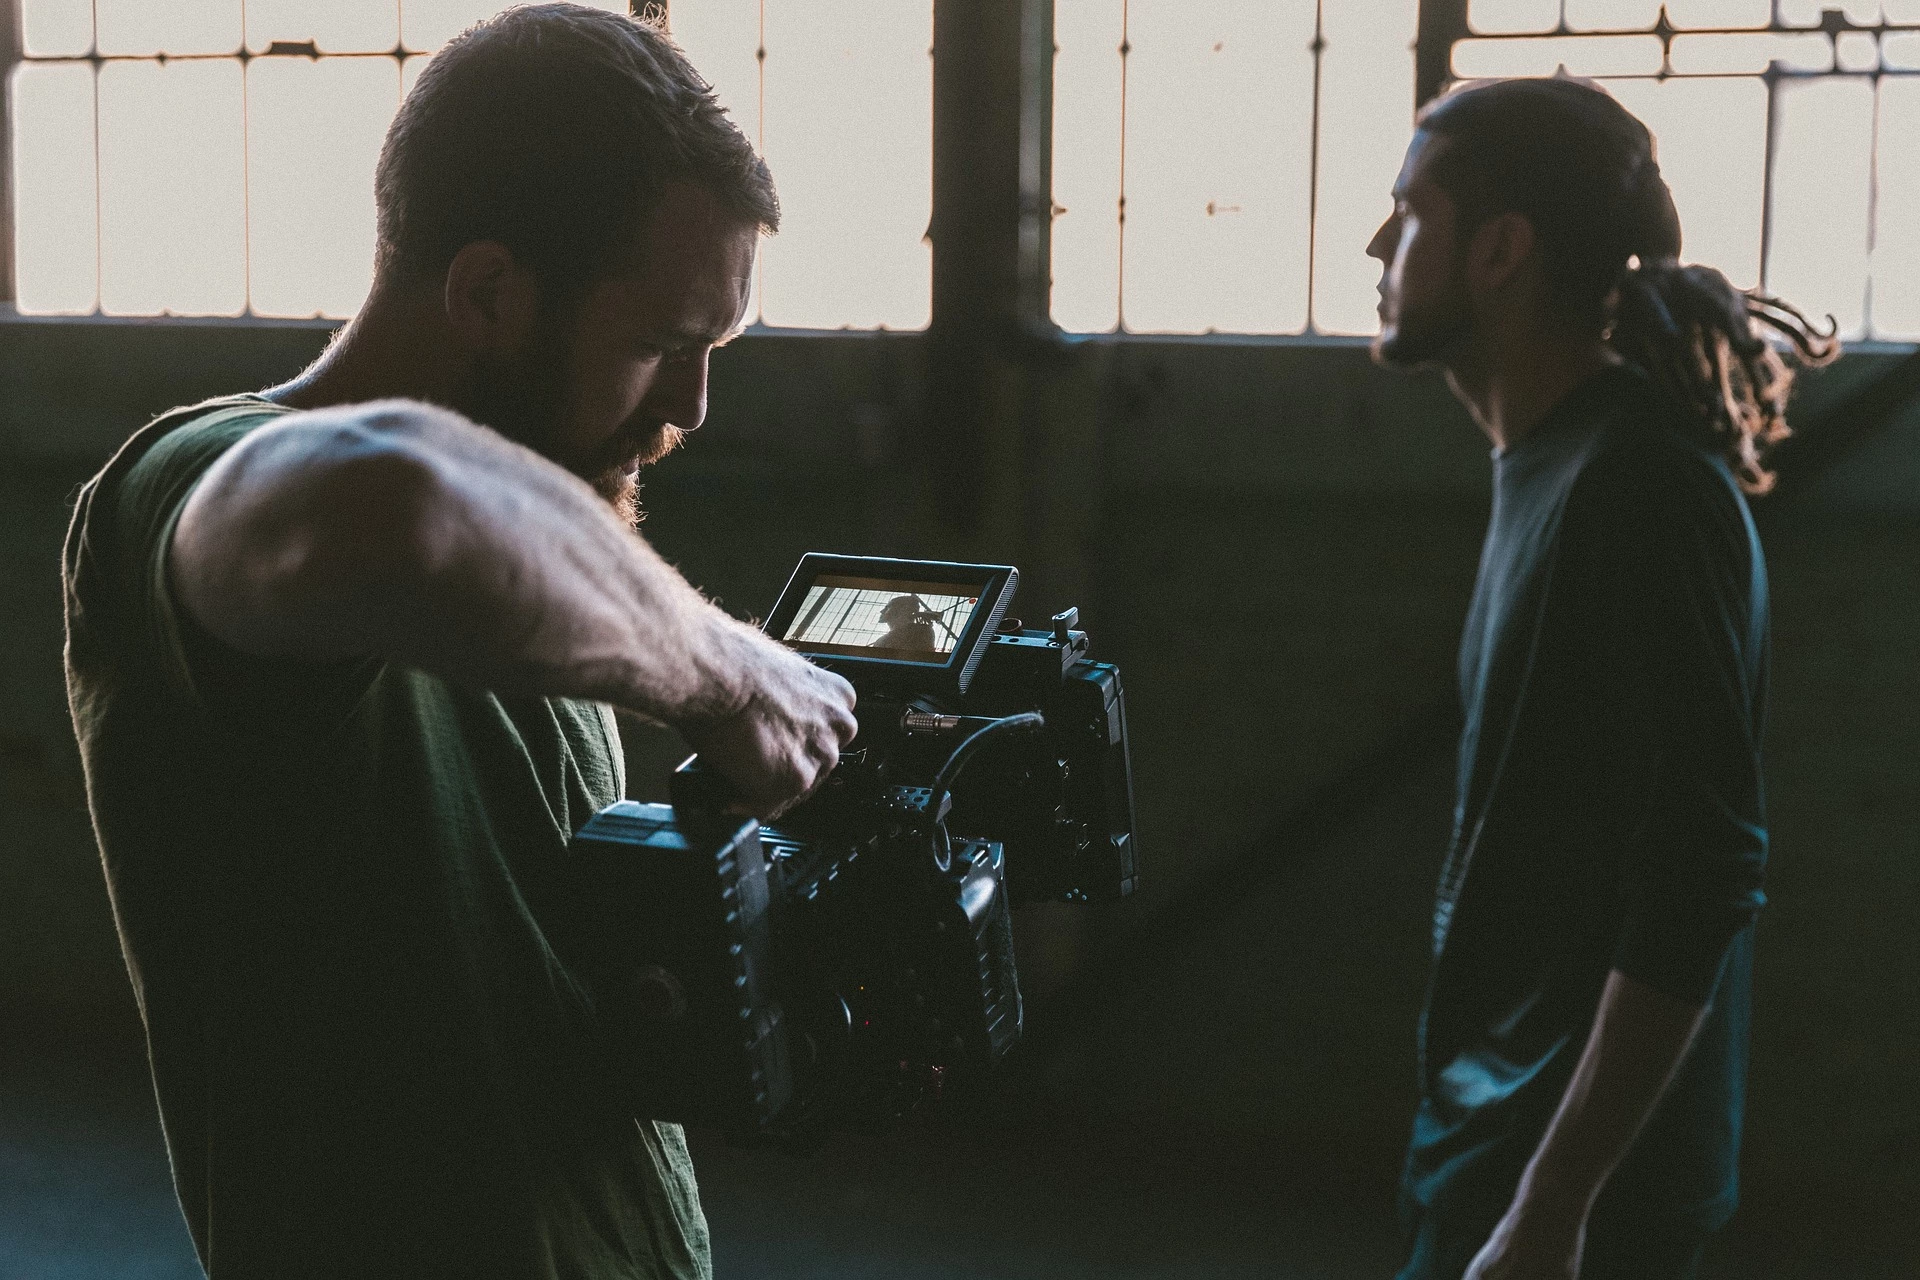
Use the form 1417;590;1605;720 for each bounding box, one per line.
926;712;1047;874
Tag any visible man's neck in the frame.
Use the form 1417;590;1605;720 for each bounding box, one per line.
268;280;465;413
1443;325;1619;453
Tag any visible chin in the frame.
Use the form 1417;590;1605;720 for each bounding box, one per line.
603;474;642;528
1373;316;1461;371
588;425;684;527
1372;327;1421;369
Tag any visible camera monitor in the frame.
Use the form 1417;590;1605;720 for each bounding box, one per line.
764;554;1017;695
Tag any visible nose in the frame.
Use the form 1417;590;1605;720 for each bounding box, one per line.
650;348;711;434
1366;214;1397;265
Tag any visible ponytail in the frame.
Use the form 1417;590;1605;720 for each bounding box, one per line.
1613;261;1835;494
1610;150;1836;493
1419;75;1840;494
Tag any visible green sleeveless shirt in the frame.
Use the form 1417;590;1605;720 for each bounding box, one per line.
64;397;709;1279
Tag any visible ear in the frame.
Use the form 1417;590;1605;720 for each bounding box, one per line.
1463;211;1537;303
444;241;541;355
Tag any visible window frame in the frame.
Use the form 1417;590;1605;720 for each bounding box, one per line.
2;0;1914;351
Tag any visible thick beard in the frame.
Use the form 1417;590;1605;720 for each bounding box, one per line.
466;337;684;529
1373;294;1475;368
1372;258;1475;369
584;423;685;528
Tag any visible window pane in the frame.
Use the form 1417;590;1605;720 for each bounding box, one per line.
1886;32;1920;72
1871;77;1920;339
21;0;93;57
1776;0;1878;25
248;58;399;318
758;0;931;330
665;1;765;324
1121;0;1316;334
1313;0;1418;335
97;60;247;315
1452;34;1666;79
1766;77;1874;339
1050;0;1125;333
1667;32;1833;75
246;0;399;54
402;53;430;100
1664;0;1771;28
1563;0;1662;32
95;0;241;57
11;62;98;313
401;0;625;54
666;0;762;132
402;1;500;52
1467;0;1559;35
1604;78;1767;288
1835;31;1880;73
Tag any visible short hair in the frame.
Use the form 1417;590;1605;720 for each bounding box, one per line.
374;3;778;295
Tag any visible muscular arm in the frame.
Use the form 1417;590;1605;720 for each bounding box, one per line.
171;399;854;813
1465;969;1708;1279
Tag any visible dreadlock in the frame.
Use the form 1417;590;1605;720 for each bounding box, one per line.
1417;76;1837;493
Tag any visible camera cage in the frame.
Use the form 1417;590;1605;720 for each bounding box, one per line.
561;552;1136;1143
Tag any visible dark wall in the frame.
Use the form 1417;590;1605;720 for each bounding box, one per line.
3;319;1915;1254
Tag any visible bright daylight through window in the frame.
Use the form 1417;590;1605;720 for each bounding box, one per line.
8;1;1918;340
1454;0;1920;341
1051;0;1421;336
1050;0;1920;341
8;0;934;328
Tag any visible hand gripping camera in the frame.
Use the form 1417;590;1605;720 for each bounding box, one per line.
560;555;1138;1143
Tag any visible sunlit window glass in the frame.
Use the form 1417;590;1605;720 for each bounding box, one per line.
1604;77;1767;289
1452;0;1918;341
670;0;934;331
245;0;400;53
20;0;92;58
247;57;400;318
1314;1;1419;336
1873;77;1920;339
95;0;242;59
11;62;97;313
1049;0;1419;337
10;0;923;330
1049;0;1125;334
1467;0;1559;35
98;59;248;316
1767;77;1875;339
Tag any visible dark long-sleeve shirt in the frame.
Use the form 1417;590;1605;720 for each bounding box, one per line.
1404;365;1768;1230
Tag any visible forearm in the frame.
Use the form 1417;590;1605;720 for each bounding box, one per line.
173;400;751;721
1512;968;1708;1218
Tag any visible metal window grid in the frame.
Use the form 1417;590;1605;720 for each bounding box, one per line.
0;1;474;315
1090;0;1346;336
1444;3;1920;337
2;0;1915;347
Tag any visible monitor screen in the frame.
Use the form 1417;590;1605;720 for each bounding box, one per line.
781;575;983;664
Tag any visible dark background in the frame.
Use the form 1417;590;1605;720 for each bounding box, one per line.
3;317;1916;1277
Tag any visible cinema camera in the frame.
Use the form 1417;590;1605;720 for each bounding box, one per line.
561;554;1138;1142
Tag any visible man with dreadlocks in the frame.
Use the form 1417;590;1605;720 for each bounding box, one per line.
1365;76;1834;1280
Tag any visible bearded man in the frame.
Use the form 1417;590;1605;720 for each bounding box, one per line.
62;7;856;1277
1366;77;1832;1280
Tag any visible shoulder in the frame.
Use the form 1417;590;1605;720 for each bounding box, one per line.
76;397;290;542
116;397;294;517
1563;374;1750;546
66;397;293;630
